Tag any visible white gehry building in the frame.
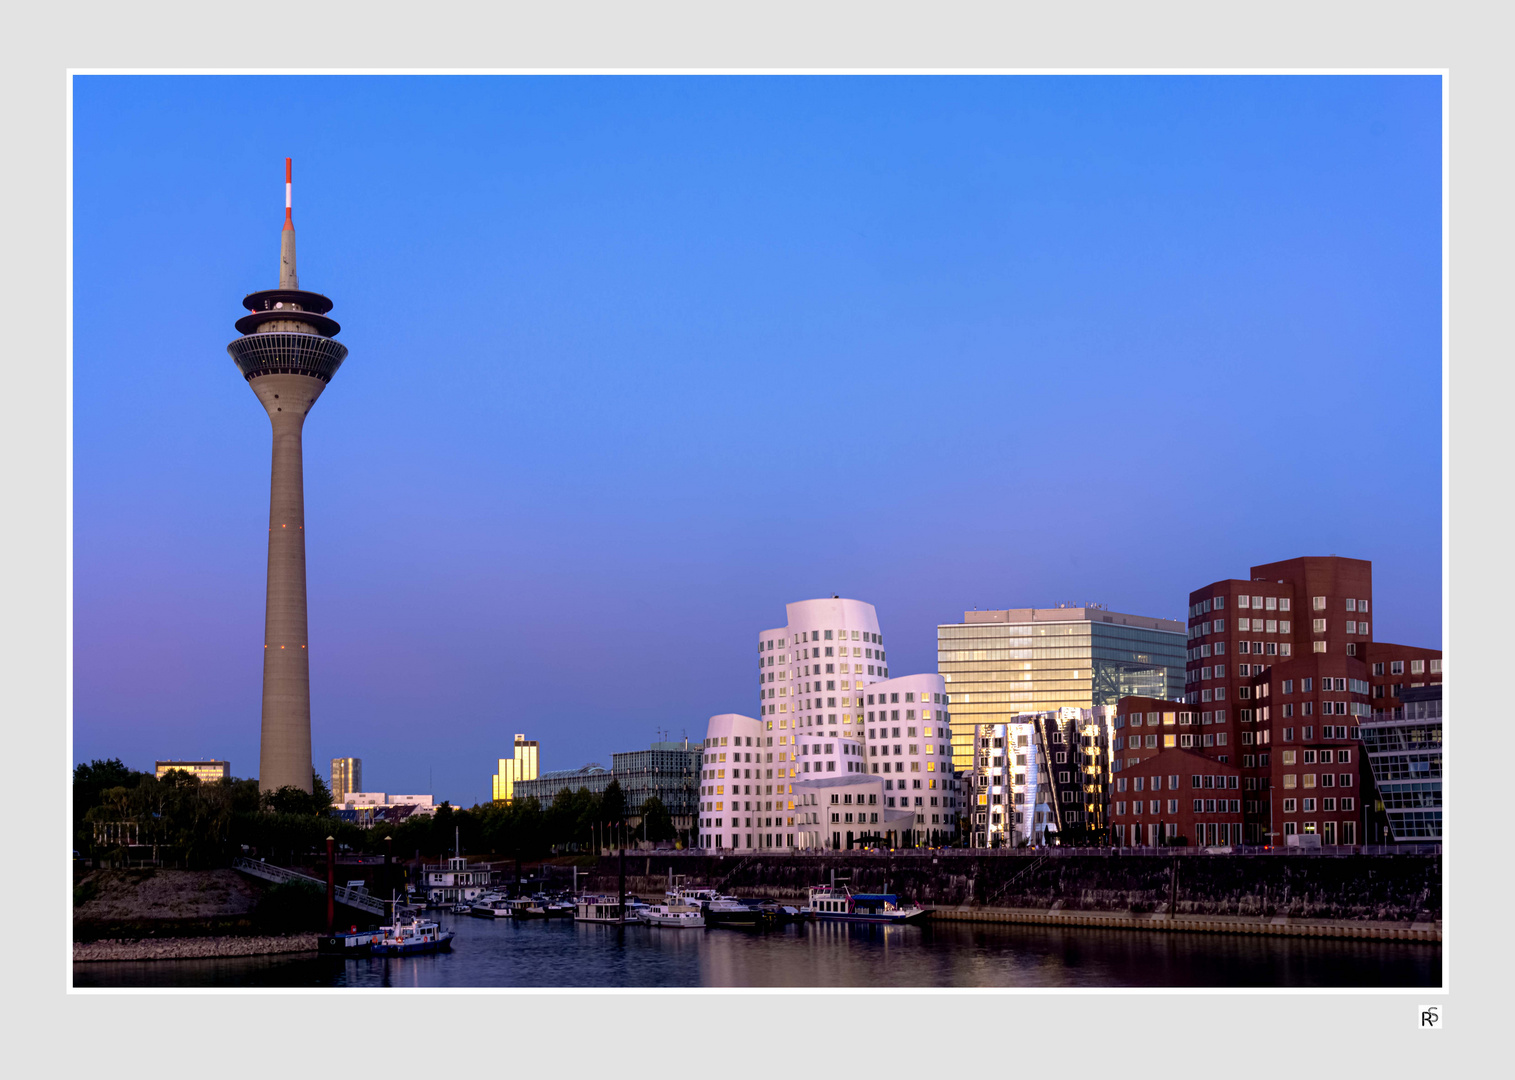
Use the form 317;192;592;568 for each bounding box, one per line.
697;597;964;851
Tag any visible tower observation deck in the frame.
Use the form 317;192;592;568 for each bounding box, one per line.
228;159;348;794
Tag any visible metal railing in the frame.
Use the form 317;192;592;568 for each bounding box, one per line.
232;857;388;914
634;843;1439;858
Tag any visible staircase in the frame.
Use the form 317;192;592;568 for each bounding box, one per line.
982;855;1048;907
232;856;388;916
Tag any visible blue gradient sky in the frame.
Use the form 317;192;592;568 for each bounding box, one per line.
72;75;1442;806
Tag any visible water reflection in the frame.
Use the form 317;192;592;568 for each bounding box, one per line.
74;911;1440;989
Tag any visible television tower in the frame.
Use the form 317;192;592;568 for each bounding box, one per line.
227;159;348;793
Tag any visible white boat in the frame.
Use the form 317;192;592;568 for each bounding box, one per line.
575;895;632;924
806;884;926;924
469;893;512;918
704;895;761;927
642;902;705;928
546;897;577;919
371;918;456;955
667;885;719;906
507;896;553;919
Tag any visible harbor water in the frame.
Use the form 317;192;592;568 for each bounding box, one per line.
75;909;1441;988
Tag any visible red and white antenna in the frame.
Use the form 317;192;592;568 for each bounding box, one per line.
283;157;293;230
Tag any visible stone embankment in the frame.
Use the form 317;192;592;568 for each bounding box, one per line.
74;867;265;940
73;867;338;959
74;934;319;962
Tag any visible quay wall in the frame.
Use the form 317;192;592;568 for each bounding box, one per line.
74;934;318;962
582;852;1441;935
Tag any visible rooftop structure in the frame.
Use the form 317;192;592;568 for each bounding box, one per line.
512;763;613;807
332;791;436;826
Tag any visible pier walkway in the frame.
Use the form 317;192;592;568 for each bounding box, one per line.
232;856;387;916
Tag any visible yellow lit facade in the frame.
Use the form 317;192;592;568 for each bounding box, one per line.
330;757;362;803
155;760;231;784
492;734;539;803
939;607;1185;773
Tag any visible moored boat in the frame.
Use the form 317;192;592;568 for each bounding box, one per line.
317;928;378;956
703;895;762;927
546;896;577;918
623;897;652;922
752;898;805;924
806;885;926;924
469;893;513;918
642;902;705;928
575;894;632;924
507;896;553;919
371;918;455;955
667;886;719;906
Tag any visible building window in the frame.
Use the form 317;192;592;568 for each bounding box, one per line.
1312;597;1326;611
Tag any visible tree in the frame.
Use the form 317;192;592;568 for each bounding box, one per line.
227;777;261;815
73;759;150;850
639;796;675;843
74;758;137;796
546;788;579;849
600;779;626;828
262;785;317;816
311;770;334;809
571;788;601;848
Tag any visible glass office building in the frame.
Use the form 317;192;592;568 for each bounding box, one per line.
330;757;362;803
1360;684;1442;842
938;606;1186;772
612;740;702;835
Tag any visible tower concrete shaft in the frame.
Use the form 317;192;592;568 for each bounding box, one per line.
228;158;348;794
254;373;326;792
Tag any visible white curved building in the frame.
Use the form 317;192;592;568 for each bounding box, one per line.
697;597;964;851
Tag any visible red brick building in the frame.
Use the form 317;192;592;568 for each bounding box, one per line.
1366;641;1443;712
1107;747;1243;848
1113;695;1227;769
1182;556;1440;846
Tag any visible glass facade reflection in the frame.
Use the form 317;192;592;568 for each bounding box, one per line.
938;607;1185;772
1360;684;1442;842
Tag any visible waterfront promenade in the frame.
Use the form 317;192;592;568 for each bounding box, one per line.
578;848;1442;940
